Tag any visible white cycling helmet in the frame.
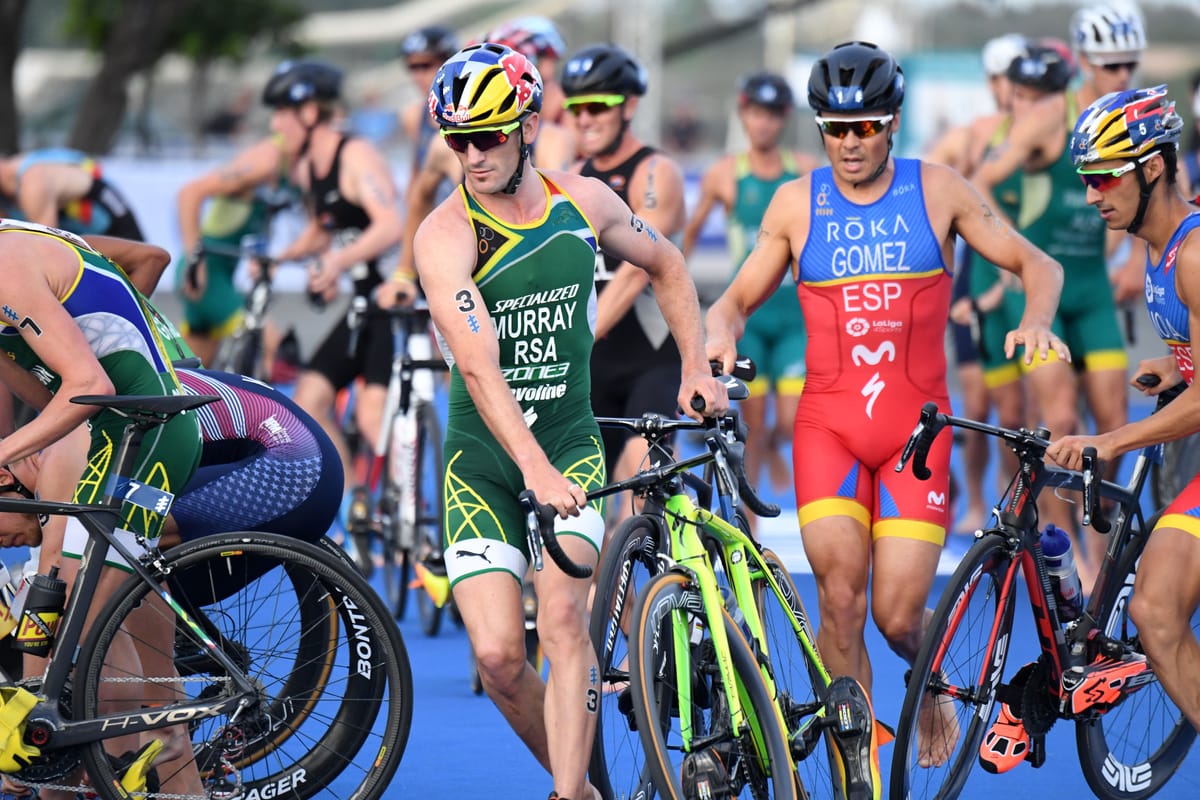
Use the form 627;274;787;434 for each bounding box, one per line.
982;33;1027;78
1070;2;1147;65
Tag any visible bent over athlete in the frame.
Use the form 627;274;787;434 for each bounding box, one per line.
705;40;1068;769
415;44;723;800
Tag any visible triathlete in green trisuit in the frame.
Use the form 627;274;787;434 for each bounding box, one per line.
415;43;724;800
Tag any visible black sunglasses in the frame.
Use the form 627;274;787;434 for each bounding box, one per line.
1100;61;1139;73
442;123;522;153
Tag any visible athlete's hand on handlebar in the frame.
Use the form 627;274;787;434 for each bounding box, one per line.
1131;356;1183;396
1004;322;1071;366
679;365;728;421
522;461;586;520
182;249;207;301
1045;431;1117;472
307;255;342;305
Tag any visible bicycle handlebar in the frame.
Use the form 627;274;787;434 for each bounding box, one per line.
518;490;594;579
896;401;1052;479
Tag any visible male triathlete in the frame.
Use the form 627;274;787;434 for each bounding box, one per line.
399;24;461;181
0;219;203;797
1048;85;1200;757
681;71;818;505
264;60;406;481
972;41;1127;582
705;40;1067;771
174;135;296;366
416;43;723;800
0;149;144;239
562;43;689;514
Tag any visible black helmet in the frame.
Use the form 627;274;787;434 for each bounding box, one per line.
807;41;904;114
1006;41;1076;94
561;43;647;97
401;25;459;59
739;72;793;112
262;59;342;108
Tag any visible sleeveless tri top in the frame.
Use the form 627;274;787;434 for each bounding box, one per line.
1145;213;1200;384
308;136;382;297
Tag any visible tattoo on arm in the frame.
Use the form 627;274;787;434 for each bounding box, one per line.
644;158;658;210
980;203;1007;233
217;165;251;184
364;174;393;206
630;214;658;243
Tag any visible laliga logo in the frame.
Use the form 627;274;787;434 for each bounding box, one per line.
1145;273;1154;304
846;317;870;337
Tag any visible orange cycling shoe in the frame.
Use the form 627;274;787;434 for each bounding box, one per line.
1065;653;1151;715
978;703;1030;774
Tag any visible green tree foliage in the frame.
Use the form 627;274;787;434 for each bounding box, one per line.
63;0;306;153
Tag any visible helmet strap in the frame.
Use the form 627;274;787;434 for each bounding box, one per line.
502;128;530;195
1126;162;1159;235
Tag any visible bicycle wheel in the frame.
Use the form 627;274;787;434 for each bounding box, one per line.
1076;540;1199;800
77;532;413;800
587;514;665;800
891;533;1017;800
630;570;798;800
754;548;839;798
377;485;409;621
412;401;446;636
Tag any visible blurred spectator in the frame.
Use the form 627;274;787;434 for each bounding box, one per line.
0;148;144;239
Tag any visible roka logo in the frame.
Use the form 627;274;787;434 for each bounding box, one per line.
846;317;870;337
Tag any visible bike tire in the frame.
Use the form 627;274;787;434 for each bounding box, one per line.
77;532;413;800
1075;535;1199;800
414;401;445;636
587;513;666;800
378;492;409;622
754;548;839;798
629;570;798;800
890;533;1016;800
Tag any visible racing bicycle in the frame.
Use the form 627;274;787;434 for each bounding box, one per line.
536;376;877;799
343;299;450;631
890;400;1197;800
0;392;412;800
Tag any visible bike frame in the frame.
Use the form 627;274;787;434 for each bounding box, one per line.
0;411;258;750
924;420;1155;720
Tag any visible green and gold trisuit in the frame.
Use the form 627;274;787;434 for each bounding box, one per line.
1020;95;1125;373
0;221;201;540
441;173;606;587
728;151;806;394
177;137;294;337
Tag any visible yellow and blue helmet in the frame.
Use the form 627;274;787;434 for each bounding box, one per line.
428;42;543;130
1070;84;1183;167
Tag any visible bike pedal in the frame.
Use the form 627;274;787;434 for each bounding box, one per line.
1026;733;1047;768
824;676;879;800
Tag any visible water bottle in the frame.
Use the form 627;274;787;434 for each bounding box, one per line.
1040;524;1083;622
13;567;66;656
